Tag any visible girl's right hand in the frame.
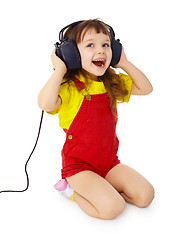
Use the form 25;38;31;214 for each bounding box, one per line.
51;49;67;74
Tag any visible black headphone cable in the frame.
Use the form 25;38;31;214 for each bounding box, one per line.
0;110;44;194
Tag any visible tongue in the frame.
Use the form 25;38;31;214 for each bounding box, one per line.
93;61;103;66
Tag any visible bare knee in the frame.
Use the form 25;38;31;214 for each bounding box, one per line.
134;185;155;208
101;198;126;220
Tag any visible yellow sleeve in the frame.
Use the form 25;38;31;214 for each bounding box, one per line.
118;73;133;103
47;81;71;115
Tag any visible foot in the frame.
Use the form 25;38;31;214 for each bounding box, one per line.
54;179;75;201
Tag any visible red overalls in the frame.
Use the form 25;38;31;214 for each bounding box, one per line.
61;78;120;179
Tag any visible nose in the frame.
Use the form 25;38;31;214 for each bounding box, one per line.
96;45;104;54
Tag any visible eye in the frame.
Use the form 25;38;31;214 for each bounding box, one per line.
87;43;94;47
103;43;110;47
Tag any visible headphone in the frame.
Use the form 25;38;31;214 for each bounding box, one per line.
54;20;122;70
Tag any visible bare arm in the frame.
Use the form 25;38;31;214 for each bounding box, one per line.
38;50;67;112
115;47;153;95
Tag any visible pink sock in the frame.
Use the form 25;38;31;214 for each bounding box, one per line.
54;179;74;199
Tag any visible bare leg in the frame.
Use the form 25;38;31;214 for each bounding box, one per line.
105;164;155;208
66;170;126;220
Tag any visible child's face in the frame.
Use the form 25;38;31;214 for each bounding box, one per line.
77;28;112;80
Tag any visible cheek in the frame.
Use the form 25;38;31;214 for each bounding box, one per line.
108;49;112;61
80;55;89;69
79;51;92;67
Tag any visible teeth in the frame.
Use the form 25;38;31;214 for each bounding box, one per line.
93;59;105;61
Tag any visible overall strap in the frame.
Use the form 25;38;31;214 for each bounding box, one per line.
72;76;85;91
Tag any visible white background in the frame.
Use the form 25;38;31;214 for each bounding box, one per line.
0;0;181;239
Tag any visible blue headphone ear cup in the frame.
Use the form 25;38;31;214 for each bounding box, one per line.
110;39;122;66
56;40;81;70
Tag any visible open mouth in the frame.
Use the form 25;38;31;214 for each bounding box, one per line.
92;59;106;67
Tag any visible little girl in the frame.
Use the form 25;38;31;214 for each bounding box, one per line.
38;19;154;220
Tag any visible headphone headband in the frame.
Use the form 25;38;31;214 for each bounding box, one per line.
58;20;115;42
59;20;84;42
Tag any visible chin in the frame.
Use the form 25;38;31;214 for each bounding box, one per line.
91;68;108;77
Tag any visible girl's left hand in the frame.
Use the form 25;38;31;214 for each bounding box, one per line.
114;46;128;69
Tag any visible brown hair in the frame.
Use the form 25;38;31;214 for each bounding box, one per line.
63;19;129;114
